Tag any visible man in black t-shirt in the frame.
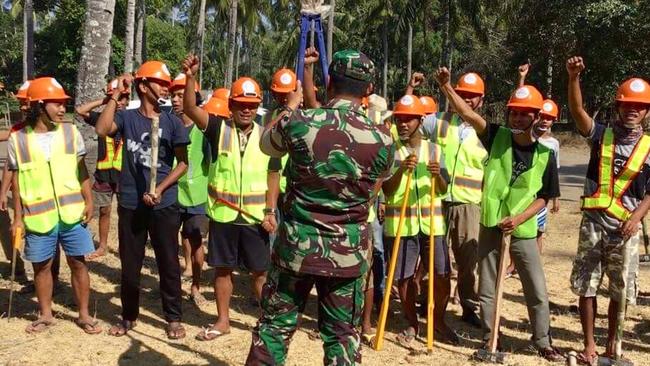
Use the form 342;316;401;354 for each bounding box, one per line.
434;67;562;362
75;79;129;260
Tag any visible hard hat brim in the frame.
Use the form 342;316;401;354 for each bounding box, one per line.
231;96;262;103
507;102;541;110
540;112;558;119
271;86;294;94
616;97;650;105
393;111;425;118
454;87;484;96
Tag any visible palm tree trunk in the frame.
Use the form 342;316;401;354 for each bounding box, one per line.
134;0;145;66
406;23;412;84
382;21;388;99
439;0;452;111
197;0;207;87
235;27;241;79
327;0;335;63
76;0;116;105
23;0;34;81
546;51;553;98
124;0;136;72
225;0;238;87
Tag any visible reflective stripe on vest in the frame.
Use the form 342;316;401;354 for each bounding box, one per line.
480;127;550;238
178;125;209;207
383;141;446;237
96;136;123;171
206;121;270;223
436;112;487;204
581;128;650;221
13;123;85;233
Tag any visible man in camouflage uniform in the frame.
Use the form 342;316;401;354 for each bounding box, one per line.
246;50;394;365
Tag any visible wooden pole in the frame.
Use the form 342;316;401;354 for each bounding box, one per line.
488;233;511;353
149;116;159;195
375;169;414;351
426;176;436;353
8;226;23;321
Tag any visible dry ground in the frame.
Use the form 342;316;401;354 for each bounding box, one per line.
1;141;650;366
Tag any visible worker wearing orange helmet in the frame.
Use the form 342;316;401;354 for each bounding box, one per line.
435;67;561;361
567;57;650;365
409;70;488;330
72;79;130;261
8;77;98;335
382;94;453;346
96;61;190;340
169;73;210;305
181;54;276;340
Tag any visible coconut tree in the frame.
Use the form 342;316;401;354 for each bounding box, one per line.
124;0;136;72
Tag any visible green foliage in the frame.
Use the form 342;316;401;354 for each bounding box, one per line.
145;15;188;76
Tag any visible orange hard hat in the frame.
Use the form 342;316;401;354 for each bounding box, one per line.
230;77;262;103
212;88;230;101
615;78;650;104
271;68;297;94
362;96;369;108
507;85;544;110
540;99;559;119
455;73;485;96
203;97;230;118
27;77;71;102
15;80;30;100
106;78;131;96
419;96;438;114
170;73;200;93
135;60;172;85
393;94;426;117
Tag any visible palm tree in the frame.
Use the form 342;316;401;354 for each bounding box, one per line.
134;0;146;66
196;0;207;86
327;0;334;62
76;0;116;104
16;0;34;81
224;0;238;87
124;0;136;72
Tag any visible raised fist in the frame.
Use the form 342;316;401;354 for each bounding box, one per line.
435;67;451;86
182;54;200;77
566;56;585;78
409;72;425;88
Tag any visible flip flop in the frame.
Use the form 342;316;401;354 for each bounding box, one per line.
189;292;208;307
396;328;418;347
107;320;136;337
195;325;230;341
166;322;186;340
76;319;103;335
361;333;376;348
576;350;598;366
25;318;55;334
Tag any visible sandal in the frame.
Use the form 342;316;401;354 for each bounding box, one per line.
189;292;208;307
76;319;103;335
435;327;460;345
195;324;230;341
25;318;55;334
108;320;136;337
361;332;376;348
165;321;186;340
396;327;418;347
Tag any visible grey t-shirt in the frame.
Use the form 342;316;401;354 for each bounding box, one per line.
538;136;560;169
583;123;650;230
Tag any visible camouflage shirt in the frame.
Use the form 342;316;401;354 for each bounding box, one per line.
261;98;394;277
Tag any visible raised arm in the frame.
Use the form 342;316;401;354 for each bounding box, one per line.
96;74;130;137
303;47;321;109
435;67;487;135
75;98;105;122
182;54;210;130
566;56;593;137
517;62;529;87
405;72;425;95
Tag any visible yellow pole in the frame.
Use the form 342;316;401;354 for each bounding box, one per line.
374;169;414;351
426;176;436;354
8;226;23;321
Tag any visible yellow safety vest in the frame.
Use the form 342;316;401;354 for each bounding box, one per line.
384;141;446;237
582;128;650;221
436;112;487;204
207;121;270;223
96;136;123;171
11;124;85;233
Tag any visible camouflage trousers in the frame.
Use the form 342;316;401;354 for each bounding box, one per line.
246;264;364;366
570;216;639;304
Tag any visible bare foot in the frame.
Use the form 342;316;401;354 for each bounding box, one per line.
87;247;106;261
190;286;208;307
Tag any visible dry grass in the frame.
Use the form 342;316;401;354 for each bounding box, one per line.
1;144;649;366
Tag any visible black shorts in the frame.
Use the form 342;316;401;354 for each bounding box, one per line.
207;221;270;272
180;213;209;239
384;234;450;280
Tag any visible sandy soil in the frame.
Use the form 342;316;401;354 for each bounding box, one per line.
1;141;649;366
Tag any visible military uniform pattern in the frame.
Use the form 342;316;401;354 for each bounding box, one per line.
273;98;394;278
246;264;364;366
570;215;639;304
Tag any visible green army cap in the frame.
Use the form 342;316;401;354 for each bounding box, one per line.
329;50;375;82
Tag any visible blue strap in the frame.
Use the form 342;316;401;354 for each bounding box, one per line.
295;13;329;87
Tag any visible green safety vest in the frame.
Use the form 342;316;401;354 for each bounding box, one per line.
178;125;209;207
436;113;487;204
480;127;550;238
279;155;288;193
96;136;123;171
581;128;650;221
384;140;446;237
207;121;270;223
11;123;85;233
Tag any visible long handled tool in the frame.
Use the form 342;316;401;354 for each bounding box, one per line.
216;198;262;223
8;226;23;321
426;175;436;354
474;233;511;364
149;116;160;195
597;241;634;366
374;168;414;351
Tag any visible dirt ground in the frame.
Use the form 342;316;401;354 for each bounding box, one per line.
1;141;650;366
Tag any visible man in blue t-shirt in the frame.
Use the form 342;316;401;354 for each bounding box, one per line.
96;61;190;340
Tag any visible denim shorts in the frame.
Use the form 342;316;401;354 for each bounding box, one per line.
24;222;94;263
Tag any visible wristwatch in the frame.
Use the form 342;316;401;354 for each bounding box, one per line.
263;208;277;216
